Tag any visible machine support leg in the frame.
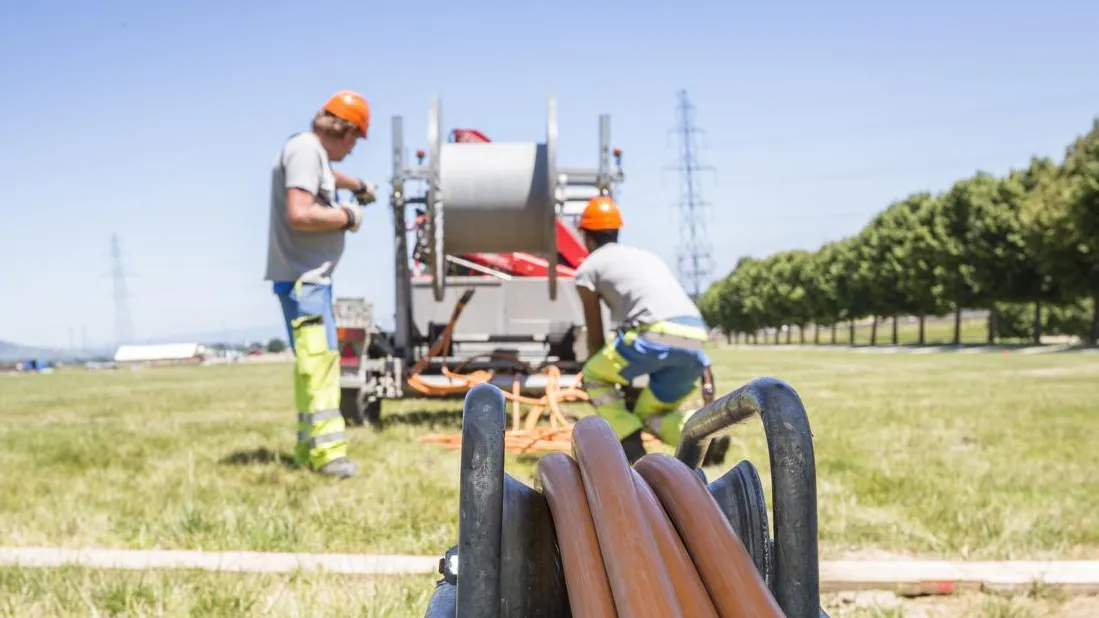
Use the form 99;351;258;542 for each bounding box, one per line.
673;377;821;618
391;114;414;364
455;383;507;618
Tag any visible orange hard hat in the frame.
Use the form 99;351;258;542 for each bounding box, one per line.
578;196;624;231
322;90;370;137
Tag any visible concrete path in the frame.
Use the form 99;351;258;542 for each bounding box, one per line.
3;546;1099;595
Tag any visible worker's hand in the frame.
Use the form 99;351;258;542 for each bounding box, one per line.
352;179;377;206
339;202;364;232
701;366;715;405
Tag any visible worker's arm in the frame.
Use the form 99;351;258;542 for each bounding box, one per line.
282;139;359;232
574;259;606;356
332;168;366;191
333;168;377;206
286;188;356;231
577;286;605;355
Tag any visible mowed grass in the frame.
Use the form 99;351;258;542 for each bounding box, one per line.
0;364;474;556
711;347;1099;560
0;567;436;618
1;347;1098;616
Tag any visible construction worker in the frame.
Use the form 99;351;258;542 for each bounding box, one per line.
264;90;376;479
573;196;728;464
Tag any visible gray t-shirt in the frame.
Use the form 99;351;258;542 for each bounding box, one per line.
264;132;344;282
574;243;701;327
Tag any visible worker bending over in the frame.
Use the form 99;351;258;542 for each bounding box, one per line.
264;90;376;479
574;196;728;464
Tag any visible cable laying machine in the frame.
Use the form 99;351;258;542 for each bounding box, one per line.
335;96;626;426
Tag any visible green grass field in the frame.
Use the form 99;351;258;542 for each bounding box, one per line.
2;346;1098;616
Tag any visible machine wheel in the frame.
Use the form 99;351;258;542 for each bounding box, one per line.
707;459;774;589
340;387;382;428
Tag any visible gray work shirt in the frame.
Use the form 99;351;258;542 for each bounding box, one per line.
574;242;701;327
264;132;343;282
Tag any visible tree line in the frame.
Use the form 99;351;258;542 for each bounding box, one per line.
699;118;1099;347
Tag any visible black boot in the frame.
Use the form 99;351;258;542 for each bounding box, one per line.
620;430;647;464
701;435;731;467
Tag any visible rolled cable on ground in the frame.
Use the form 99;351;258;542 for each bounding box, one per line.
534;415;786;618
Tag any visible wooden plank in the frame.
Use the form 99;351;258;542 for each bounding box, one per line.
820;560;1099;595
0;547;439;576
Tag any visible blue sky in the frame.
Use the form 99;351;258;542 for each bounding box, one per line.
2;0;1097;349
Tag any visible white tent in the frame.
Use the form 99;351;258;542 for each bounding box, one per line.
113;343;207;363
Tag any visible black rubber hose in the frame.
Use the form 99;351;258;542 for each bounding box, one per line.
455;383;507;618
674;377;821;618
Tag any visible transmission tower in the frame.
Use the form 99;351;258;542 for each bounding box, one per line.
109;234;135;348
667;89;715;302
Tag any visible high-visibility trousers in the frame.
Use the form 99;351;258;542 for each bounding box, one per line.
291;314;349;469
581;317;711;446
274;272;349;471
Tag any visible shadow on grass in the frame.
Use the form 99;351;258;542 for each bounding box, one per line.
219;448;298;469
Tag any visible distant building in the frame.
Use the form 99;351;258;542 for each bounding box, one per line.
113;343;208;367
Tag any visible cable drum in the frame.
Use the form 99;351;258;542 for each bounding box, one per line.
425;97;560;301
421;379;829;618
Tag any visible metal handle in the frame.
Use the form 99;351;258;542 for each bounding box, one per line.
674;377;821;618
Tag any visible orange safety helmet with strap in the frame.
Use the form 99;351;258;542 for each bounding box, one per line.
578;195;624;231
322;90;371;137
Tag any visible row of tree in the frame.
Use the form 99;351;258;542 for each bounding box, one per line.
699;119;1099;346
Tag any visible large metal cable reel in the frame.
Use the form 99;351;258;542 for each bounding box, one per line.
424;96;560;302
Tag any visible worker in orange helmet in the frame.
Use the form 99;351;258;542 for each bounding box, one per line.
573;195;727;465
263;90;377;479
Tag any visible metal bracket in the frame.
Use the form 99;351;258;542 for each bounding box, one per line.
675;377;821;618
545;97;559;301
427;96;446;302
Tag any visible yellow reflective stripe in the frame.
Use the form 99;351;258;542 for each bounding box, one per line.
636;320;709;341
297;412;345;443
298;409;342;424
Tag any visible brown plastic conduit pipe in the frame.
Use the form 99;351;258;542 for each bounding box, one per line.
533;415;786;618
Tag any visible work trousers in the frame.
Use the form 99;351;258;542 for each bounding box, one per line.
274;277;349;470
581;316;711;446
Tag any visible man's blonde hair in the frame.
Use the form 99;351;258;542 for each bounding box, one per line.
312;111;360;139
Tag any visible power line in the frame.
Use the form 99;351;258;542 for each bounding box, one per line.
665;89;716;302
109;234;135;348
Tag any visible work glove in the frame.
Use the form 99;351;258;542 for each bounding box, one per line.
298;261;334;286
352;179;377;206
339;201;364;232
